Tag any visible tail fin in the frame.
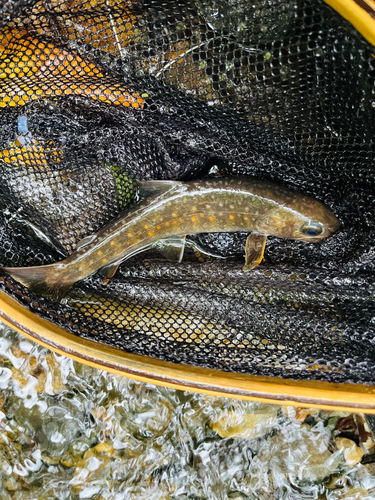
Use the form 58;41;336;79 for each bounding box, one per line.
1;264;73;302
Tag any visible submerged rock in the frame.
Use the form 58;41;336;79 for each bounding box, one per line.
211;406;279;439
335;437;364;466
282;407;319;423
11;352;65;395
247;422;343;489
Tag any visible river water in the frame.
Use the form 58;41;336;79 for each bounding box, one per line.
0;320;375;499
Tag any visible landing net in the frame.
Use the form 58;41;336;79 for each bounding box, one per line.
0;0;374;384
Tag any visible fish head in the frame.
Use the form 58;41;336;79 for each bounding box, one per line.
292;195;341;242
259;192;341;242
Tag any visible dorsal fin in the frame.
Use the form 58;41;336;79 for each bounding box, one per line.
138;180;180;198
76;234;97;251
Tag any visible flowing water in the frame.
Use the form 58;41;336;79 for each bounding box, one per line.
0;320;375;500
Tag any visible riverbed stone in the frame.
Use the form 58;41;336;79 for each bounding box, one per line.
211;406;279;439
335;437;364;466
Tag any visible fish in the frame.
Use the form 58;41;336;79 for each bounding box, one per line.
1;177;340;301
66;290;241;346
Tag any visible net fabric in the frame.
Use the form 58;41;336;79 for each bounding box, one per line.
0;0;374;384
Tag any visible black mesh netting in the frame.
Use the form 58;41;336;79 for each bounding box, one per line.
0;0;374;384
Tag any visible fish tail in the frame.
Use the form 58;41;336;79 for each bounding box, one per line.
1;264;73;302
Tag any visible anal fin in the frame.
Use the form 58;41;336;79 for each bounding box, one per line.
243;233;267;271
186;239;226;261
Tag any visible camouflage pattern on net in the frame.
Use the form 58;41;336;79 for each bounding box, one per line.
0;0;374;383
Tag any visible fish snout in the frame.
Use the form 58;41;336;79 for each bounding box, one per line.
325;215;341;237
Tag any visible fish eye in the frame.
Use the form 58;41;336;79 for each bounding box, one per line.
301;221;323;236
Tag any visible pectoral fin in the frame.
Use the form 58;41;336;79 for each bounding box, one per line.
154;235;186;263
99;262;120;280
243;233;267;271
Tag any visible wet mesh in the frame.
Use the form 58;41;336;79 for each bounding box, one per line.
0;0;374;384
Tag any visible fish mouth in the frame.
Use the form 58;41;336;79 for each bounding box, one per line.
331;221;342;233
325;220;341;238
295;236;324;243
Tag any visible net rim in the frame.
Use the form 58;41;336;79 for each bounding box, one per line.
1;289;375;413
324;0;375;45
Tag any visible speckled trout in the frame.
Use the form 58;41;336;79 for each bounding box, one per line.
2;177;340;301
